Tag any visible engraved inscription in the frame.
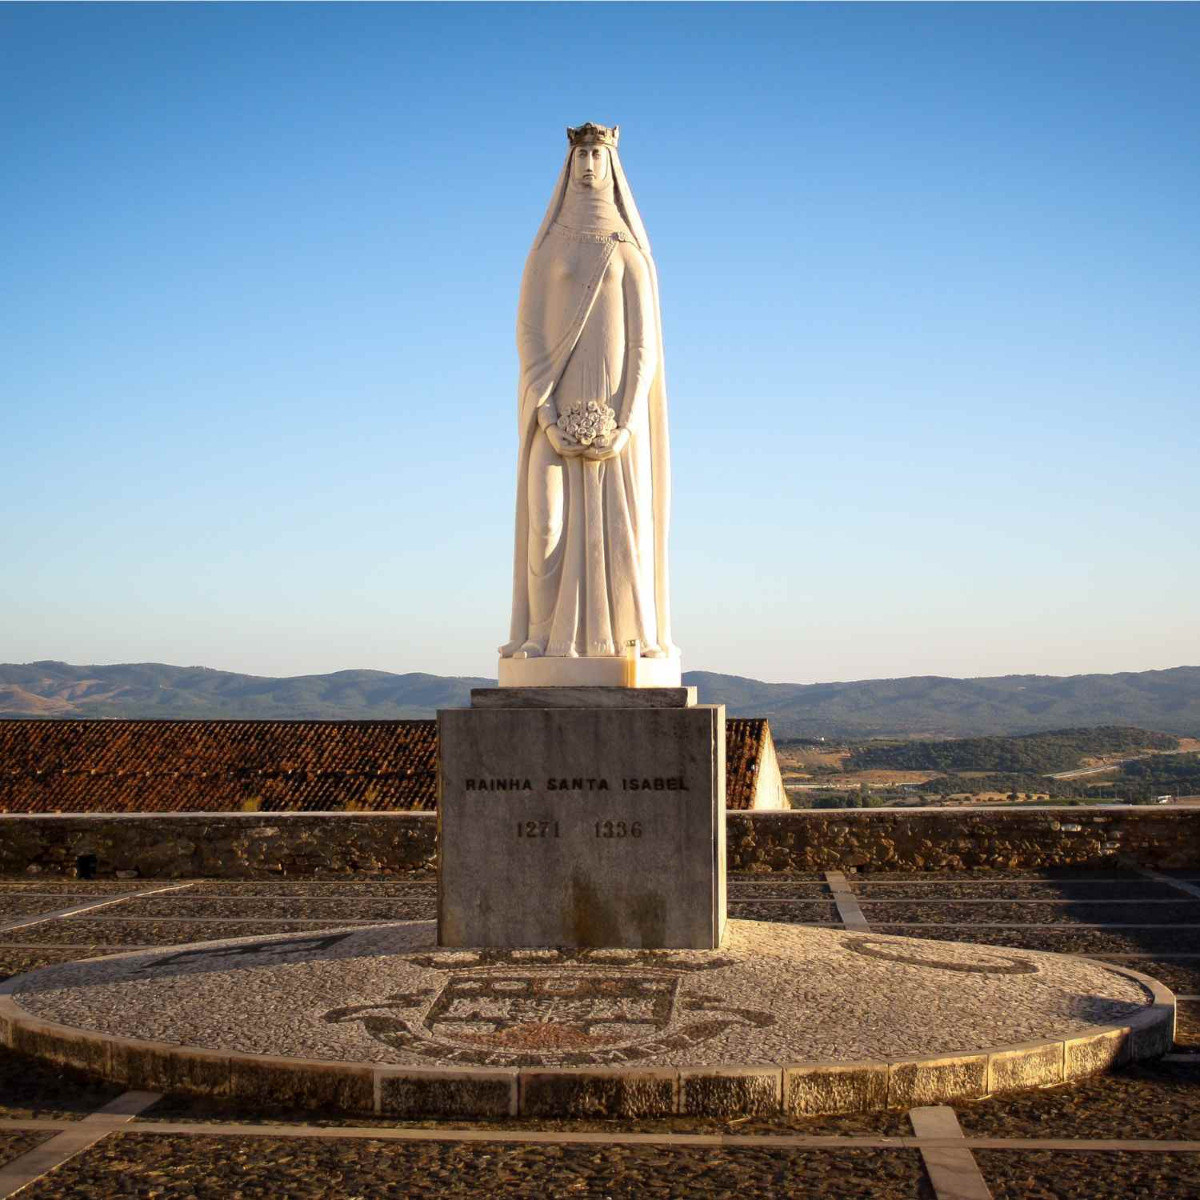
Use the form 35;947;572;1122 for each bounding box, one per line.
516;820;561;838
595;819;643;838
464;776;690;795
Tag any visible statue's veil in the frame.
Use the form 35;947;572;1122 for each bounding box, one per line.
529;138;650;255
509;132;676;657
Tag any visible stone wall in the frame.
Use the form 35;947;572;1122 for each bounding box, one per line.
727;807;1200;873
0;806;1196;879
0;813;438;880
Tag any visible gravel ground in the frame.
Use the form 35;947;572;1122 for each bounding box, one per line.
873;925;1200;955
862;902;1200;926
18;1134;935;1199
976;1150;1200;1199
0;1046;125;1119
0;1130;54;1167
7;919;370;947
113;898;438;920
957;1061;1200;1139
854;882;1187;901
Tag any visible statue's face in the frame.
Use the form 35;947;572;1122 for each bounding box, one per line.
570;144;611;190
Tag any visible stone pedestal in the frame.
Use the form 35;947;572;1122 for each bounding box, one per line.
438;689;726;949
497;656;682;689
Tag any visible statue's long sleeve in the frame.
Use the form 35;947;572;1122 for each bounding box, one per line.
515;257;559;432
617;247;658;429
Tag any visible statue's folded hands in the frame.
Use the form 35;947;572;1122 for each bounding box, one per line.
545;425;583;457
584;427;630;461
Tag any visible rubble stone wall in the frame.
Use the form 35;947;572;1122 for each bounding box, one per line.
727;807;1200;872
0;813;438;879
0;807;1195;879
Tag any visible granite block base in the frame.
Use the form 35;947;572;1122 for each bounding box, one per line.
437;703;727;949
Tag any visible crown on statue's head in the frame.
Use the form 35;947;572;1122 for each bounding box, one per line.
567;122;619;149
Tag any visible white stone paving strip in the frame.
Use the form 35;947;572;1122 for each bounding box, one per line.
908;1106;993;1200
0;1090;161;1199
0;884;195;935
0;1118;1198;1153
824;871;871;932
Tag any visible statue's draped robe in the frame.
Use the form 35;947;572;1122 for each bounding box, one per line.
504;150;674;659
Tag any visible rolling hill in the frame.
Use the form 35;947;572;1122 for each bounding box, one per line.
2;661;1199;738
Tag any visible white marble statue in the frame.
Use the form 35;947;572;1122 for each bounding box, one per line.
500;123;677;680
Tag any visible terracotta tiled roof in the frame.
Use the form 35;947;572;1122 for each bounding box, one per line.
725;718;767;812
0;720;439;814
0;717;770;814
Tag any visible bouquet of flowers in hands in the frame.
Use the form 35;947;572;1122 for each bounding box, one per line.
557;400;617;448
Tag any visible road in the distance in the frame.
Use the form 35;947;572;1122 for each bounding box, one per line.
1049;748;1193;781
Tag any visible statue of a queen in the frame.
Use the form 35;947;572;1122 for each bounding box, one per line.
499;123;679;686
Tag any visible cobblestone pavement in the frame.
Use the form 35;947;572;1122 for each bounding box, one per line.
865;901;1200;925
1094;958;1200;993
1177;999;1199;1046
956;1061;1200;1139
112;897;437;920
17;1135;936;1199
725;899;838;922
0;948;116;982
0;867;1198;1197
875;924;1200;955
0;1130;54;1167
0;881;152;894
975;1150;1200;1199
853;868;1156;882
855;881;1187;900
6;918;378;946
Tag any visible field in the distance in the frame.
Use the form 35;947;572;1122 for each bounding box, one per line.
778;728;1200;809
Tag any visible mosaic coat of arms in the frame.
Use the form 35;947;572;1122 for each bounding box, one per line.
324;948;775;1067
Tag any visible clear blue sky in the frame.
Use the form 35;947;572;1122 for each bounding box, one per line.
2;3;1197;684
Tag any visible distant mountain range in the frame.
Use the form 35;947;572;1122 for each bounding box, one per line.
3;661;1199;739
